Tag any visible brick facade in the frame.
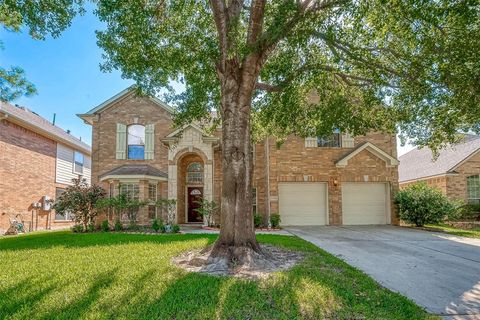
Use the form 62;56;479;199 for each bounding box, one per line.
85;91;399;227
0;120;71;233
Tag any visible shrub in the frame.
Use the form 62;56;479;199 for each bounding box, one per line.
72;224;84;233
87;223;95;233
172;224;180;233
194;199;218;227
253;213;262;228
152;219;164;233
270;214;281;228
395;182;458;227
114;220;123;232
101;220;110;232
127;222;139;231
455;204;480;221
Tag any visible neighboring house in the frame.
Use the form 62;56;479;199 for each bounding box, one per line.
0;102;92;234
78;87;399;227
399;134;480;204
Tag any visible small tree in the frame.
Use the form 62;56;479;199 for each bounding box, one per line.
395;182;458;227
97;194;147;227
155;199;177;228
195;199;218;227
53;178;106;231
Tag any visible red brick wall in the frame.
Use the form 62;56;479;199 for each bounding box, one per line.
0;119;74;233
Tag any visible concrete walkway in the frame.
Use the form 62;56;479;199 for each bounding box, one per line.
286;225;480;318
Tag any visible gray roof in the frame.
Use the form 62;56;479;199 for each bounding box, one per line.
0;101;91;154
99;165;168;178
399;134;480;182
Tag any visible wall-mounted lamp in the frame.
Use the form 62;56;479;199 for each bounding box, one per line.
333;179;339;187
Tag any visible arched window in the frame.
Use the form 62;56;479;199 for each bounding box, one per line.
127;125;145;159
187;162;203;183
467;175;480;204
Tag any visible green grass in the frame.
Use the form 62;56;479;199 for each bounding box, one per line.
0;231;433;320
425;223;480;239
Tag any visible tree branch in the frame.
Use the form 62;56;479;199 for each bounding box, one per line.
247;0;266;45
209;0;228;72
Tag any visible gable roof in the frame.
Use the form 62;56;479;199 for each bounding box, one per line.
399;134;480;182
0;101;91;154
336;142;399;167
77;86;174;124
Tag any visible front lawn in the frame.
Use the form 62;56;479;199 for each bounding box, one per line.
425;223;480;239
0;231;432;319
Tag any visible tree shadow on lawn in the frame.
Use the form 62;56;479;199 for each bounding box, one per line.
0;231;218;252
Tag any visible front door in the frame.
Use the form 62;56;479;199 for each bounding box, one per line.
187;187;203;223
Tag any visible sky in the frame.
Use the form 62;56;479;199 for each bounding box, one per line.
1;6;414;156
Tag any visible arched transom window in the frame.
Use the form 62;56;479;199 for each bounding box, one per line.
127;125;145;159
187;162;203;183
467;175;480;204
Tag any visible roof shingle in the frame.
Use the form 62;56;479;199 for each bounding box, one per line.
99;165;168;178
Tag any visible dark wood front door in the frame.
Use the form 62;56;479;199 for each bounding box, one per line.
187;187;203;223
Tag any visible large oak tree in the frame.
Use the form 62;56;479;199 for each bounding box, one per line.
94;0;479;264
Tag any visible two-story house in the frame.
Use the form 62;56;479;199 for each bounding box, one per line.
0;102;92;234
78;87;399;226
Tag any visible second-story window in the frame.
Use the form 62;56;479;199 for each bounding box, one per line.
317;130;341;148
127;125;145;159
73;151;84;174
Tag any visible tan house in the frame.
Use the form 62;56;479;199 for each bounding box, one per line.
78;87;400;226
0;102;92;234
399;134;480;204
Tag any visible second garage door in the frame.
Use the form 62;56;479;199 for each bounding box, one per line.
278;183;327;226
342;183;389;225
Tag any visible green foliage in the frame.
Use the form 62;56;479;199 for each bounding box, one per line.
53;178;106;230
151;219;163;233
155;198;177;225
87;223;95;233
95;1;480;151
253;213;263;228
101;220;110;232
172;224;180;234
114;219;123;232
395;182;458;227
194;199;218;227
71;224;83;233
97;193;147;225
270;214;281;229
455;204;480;221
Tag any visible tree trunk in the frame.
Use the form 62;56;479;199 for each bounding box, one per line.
210;60;262;263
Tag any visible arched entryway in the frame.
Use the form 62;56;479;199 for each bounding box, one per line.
177;153;205;223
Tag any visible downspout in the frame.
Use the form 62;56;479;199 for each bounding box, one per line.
265;137;271;228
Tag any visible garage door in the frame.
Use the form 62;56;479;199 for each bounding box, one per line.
278;183;327;226
342;183;389;225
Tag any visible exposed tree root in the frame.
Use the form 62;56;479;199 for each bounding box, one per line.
172;244;303;280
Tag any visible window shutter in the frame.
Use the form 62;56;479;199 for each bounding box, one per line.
144;124;155;160
116;123;127;159
341;132;354;148
305;137;317;148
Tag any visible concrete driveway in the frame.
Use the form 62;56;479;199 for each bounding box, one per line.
286;225;480;318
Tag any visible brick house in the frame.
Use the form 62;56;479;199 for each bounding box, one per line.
78;87;400;226
399;134;480;204
0;102;91;234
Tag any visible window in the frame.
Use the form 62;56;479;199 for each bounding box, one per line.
73;151;84;174
148;205;157;219
467;175;480;204
127;125;145;159
317;132;341;147
119;183;139;200
148;183;157;202
54;188;74;221
187;162;203;183
252;187;257;213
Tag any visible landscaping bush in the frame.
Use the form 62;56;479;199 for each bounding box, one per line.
172;224;180;233
101;220;110;232
114;220;123;232
253;213;262;228
87;223;95;233
152;219;164;233
71;224;84;233
270;214;281;228
455;204;480;221
395;182;458;227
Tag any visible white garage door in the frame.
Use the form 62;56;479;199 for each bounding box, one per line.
342;183;389;225
278;183;327;226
